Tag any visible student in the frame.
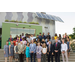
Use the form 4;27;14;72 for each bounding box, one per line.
13;38;17;46
41;39;46;46
8;35;13;41
25;42;30;62
61;39;68;62
51;37;55;45
54;33;58;40
53;39;60;62
22;38;27;46
42;43;47;62
29;40;36;62
39;33;42;42
47;41;54;62
14;42;19;62
67;38;70;57
9;41;14;62
27;35;31;43
36;42;42;62
46;32;51;41
8;39;11;46
18;41;25;62
4;41;9;62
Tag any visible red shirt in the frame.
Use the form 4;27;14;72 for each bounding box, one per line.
13;41;16;46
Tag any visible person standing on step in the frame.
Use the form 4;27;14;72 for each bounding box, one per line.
25;42;30;62
42;43;47;62
4;41;9;62
53;39;60;62
47;41;54;62
29;40;36;62
9;41;14;62
18;41;25;62
61;38;68;62
67;38;70;58
14;42;19;62
36;42;42;62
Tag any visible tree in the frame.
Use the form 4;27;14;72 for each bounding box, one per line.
69;27;75;39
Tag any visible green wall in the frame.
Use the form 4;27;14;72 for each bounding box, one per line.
2;22;42;49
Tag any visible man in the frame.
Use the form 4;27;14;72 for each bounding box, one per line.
51;37;55;45
22;33;25;39
46;32;51;41
30;34;36;40
36;35;39;42
27;35;31;43
47;41;54;62
42;33;46;40
18;41;25;62
39;33;42;42
29;40;36;62
8;35;13;41
53;39;60;62
61;38;68;62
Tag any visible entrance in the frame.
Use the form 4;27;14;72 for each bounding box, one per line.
10;27;35;38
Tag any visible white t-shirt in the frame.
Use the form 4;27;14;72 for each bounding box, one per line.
42;47;47;53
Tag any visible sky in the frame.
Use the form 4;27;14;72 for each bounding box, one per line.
46;12;75;36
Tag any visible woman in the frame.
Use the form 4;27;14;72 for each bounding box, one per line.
41;39;46;46
59;34;61;41
20;35;22;41
42;43;47;62
9;41;14;62
54;33;58;40
25;42;30;62
22;38;27;46
14;42;19;62
36;42;42;62
8;39;11;46
4;41;9;62
67;38;70;57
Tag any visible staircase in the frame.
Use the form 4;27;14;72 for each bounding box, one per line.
0;49;75;62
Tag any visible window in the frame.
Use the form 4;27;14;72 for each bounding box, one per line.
10;28;35;38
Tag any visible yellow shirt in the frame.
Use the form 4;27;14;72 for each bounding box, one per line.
54;36;58;40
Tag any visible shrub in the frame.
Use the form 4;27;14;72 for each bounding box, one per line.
29;22;39;24
24;22;27;23
5;19;9;22
10;20;15;22
14;20;18;22
19;21;22;23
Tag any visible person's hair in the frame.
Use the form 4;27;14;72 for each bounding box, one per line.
42;43;46;48
39;33;41;34
59;34;61;37
62;38;64;41
55;33;57;36
27;42;30;46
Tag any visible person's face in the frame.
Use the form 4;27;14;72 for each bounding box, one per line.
21;42;23;44
43;33;44;35
32;40;34;43
52;37;54;40
62;40;64;43
37;35;38;38
11;41;13;44
27;43;29;46
48;33;49;35
49;41;51;44
42;39;44;41
39;34;41;36
6;42;8;45
43;43;45;46
38;43;40;46
10;35;12;38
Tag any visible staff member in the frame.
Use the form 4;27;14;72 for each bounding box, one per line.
47;41;54;62
53;39;60;62
18;41;25;62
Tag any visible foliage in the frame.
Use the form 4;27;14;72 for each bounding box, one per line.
23;22;27;23
5;19;9;22
70;41;75;50
10;20;15;22
19;21;22;23
14;20;18;22
29;22;39;24
69;27;75;39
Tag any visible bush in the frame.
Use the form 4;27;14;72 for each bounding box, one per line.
29;22;39;24
70;41;75;50
14;20;18;22
19;21;22;23
24;22;27;23
10;20;15;22
5;19;9;22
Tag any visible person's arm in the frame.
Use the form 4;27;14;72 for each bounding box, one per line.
29;44;31;53
65;44;68;52
25;46;26;51
4;45;5;54
34;44;36;53
61;44;62;52
9;45;11;54
14;46;16;53
45;47;47;54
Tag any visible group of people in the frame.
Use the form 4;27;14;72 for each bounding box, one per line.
4;32;71;62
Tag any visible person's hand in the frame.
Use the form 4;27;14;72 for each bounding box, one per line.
37;52;39;54
16;52;18;54
52;52;53;55
4;52;5;54
47;52;49;55
31;51;34;53
49;50;50;52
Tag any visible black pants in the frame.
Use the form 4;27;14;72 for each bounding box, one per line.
55;52;60;62
47;52;53;62
19;53;24;62
30;53;36;62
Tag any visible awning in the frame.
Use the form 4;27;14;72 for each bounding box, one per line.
35;12;64;23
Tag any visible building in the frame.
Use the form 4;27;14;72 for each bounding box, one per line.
0;12;64;49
